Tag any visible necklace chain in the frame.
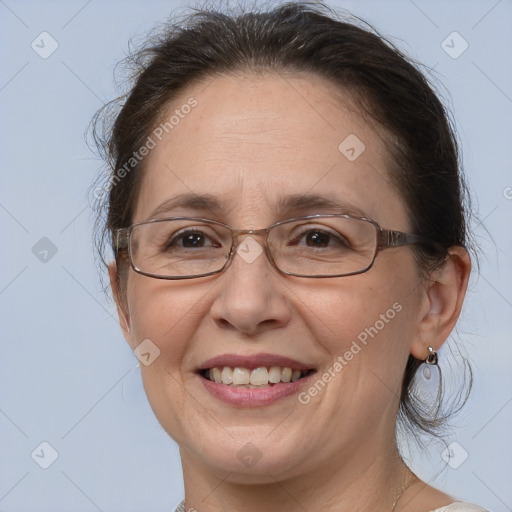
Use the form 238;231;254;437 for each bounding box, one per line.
181;471;417;512
391;471;415;512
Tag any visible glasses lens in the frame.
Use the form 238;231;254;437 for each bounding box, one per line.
130;219;231;278
270;216;377;276
128;216;378;279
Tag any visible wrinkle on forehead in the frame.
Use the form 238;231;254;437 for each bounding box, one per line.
134;71;409;230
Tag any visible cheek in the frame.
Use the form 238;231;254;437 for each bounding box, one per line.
302;282;401;343
124;277;211;436
126;275;209;363
299;257;421;366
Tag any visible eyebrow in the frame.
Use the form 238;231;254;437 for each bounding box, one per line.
276;193;368;218
147;192;368;220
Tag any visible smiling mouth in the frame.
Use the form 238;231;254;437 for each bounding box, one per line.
200;366;316;388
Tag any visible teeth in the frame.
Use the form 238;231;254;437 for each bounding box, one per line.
212;367;222;383
232;367;250;385
205;366;310;386
221;367;233;385
281;367;292;383
250;367;269;385
268;366;281;384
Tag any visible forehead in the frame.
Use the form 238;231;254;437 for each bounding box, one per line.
134;71;408;229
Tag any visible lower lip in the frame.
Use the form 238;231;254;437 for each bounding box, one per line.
198;373;316;407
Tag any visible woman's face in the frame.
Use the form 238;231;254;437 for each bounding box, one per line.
114;72;427;481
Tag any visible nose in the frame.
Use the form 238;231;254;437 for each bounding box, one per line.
209;234;292;336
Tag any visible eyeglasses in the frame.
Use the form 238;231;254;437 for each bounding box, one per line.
114;214;440;280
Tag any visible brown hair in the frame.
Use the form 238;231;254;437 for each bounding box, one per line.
91;1;473;439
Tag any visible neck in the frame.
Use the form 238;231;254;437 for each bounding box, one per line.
180;437;413;512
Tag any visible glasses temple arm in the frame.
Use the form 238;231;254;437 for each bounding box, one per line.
378;229;442;251
114;228;129;253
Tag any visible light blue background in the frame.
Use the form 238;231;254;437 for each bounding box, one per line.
1;1;511;511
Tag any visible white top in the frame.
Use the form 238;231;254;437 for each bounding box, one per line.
173;500;488;511
431;503;489;512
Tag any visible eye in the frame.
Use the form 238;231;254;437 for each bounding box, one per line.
303;230;331;248
165;229;222;250
289;226;352;249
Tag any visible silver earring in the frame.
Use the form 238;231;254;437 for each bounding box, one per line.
425;346;438;366
416;346;440;400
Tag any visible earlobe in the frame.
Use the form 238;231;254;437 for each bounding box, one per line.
108;261;131;336
410;246;471;360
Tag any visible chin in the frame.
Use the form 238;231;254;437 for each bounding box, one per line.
176;425;310;481
203;451;304;484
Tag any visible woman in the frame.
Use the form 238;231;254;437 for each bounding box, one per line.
93;2;487;511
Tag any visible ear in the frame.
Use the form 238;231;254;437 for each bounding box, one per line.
109;261;132;343
410;246;471;360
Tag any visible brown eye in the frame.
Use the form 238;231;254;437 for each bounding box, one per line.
166;230;221;249
287;227;351;250
304;230;331;247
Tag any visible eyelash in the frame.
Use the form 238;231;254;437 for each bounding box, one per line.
164;226;350;250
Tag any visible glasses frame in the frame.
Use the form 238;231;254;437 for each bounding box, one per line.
114;214;443;280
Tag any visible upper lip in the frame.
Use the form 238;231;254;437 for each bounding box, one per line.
198;353;314;371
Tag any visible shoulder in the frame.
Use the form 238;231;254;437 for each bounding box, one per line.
173;498;489;512
398;482;488;512
172;500;186;512
430;502;489;512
